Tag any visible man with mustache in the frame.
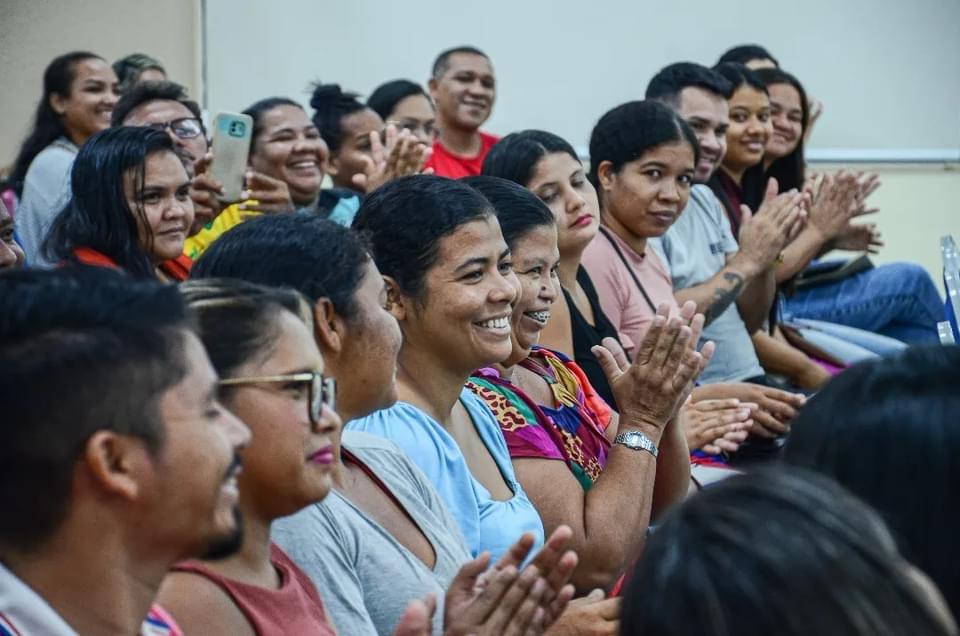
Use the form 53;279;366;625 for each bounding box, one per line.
0;268;250;635
425;46;499;178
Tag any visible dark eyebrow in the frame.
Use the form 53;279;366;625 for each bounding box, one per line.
268;126;297;137
639;161;668;170
454;256;491;273
454;248;511;273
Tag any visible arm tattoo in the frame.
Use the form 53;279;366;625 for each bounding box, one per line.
703;272;745;325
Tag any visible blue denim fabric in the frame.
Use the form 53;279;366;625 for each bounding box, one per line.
782;262;943;344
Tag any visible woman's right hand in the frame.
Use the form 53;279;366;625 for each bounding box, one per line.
679;398;755;454
591;301;713;434
544;589;619;636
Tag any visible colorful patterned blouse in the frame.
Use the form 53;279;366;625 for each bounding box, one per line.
467;347;612;491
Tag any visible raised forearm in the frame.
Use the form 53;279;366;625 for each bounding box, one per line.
674;256;762;327
736;265;777;334
650;415;690;519
777;226;829;283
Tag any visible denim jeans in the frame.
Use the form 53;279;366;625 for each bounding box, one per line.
782;262;943;344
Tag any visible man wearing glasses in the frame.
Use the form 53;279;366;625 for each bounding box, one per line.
111;80;208;176
112;81;293;260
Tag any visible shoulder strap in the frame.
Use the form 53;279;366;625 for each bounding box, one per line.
598;226;656;313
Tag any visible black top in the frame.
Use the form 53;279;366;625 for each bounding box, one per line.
564;266;627;411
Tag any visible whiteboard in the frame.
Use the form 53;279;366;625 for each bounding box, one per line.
203;0;960;162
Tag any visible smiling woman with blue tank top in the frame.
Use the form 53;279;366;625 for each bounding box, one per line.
349;174;545;561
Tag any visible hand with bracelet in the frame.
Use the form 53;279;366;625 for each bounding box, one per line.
591;301;715;455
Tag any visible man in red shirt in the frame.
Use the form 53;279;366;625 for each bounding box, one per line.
425;46;499;178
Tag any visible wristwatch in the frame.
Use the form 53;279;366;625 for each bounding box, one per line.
614;430;658;458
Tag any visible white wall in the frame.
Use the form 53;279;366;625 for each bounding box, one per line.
204;0;960;156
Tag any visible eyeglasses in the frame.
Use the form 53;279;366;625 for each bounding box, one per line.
218;372;335;428
146;117;204;140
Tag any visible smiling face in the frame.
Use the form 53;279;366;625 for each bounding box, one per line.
51;57;119;146
429;53;496;132
766;82;804;161
221;309;342;521
677;87;730;182
505;224;560;365
248;105;328;206
526;152;601;259
399;215;518;373
598;141;696;240
124;150;194;264
327;107;384;192
147;330;251;561
722;85;772;176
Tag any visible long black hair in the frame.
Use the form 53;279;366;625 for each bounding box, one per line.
622;468;955;636
785;345;960;620
481;129;580;187
44;126;176;278
367;79;429;121
9;51;103;197
709;63;769;218
755;67;810;193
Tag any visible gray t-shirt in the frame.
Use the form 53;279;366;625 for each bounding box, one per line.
651;184;764;383
273;431;471;636
15;138;76;268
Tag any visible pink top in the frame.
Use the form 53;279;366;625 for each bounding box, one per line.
171;543;336;635
581;226;680;357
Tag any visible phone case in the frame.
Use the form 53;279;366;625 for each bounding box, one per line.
209;112;253;202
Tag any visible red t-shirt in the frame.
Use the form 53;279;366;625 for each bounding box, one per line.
424;131;500;178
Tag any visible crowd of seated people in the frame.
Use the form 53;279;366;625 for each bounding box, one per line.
0;39;956;636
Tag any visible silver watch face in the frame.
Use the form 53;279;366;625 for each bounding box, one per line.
616;430;657;455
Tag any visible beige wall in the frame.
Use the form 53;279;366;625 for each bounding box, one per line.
825;164;960;295
0;0;202;169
